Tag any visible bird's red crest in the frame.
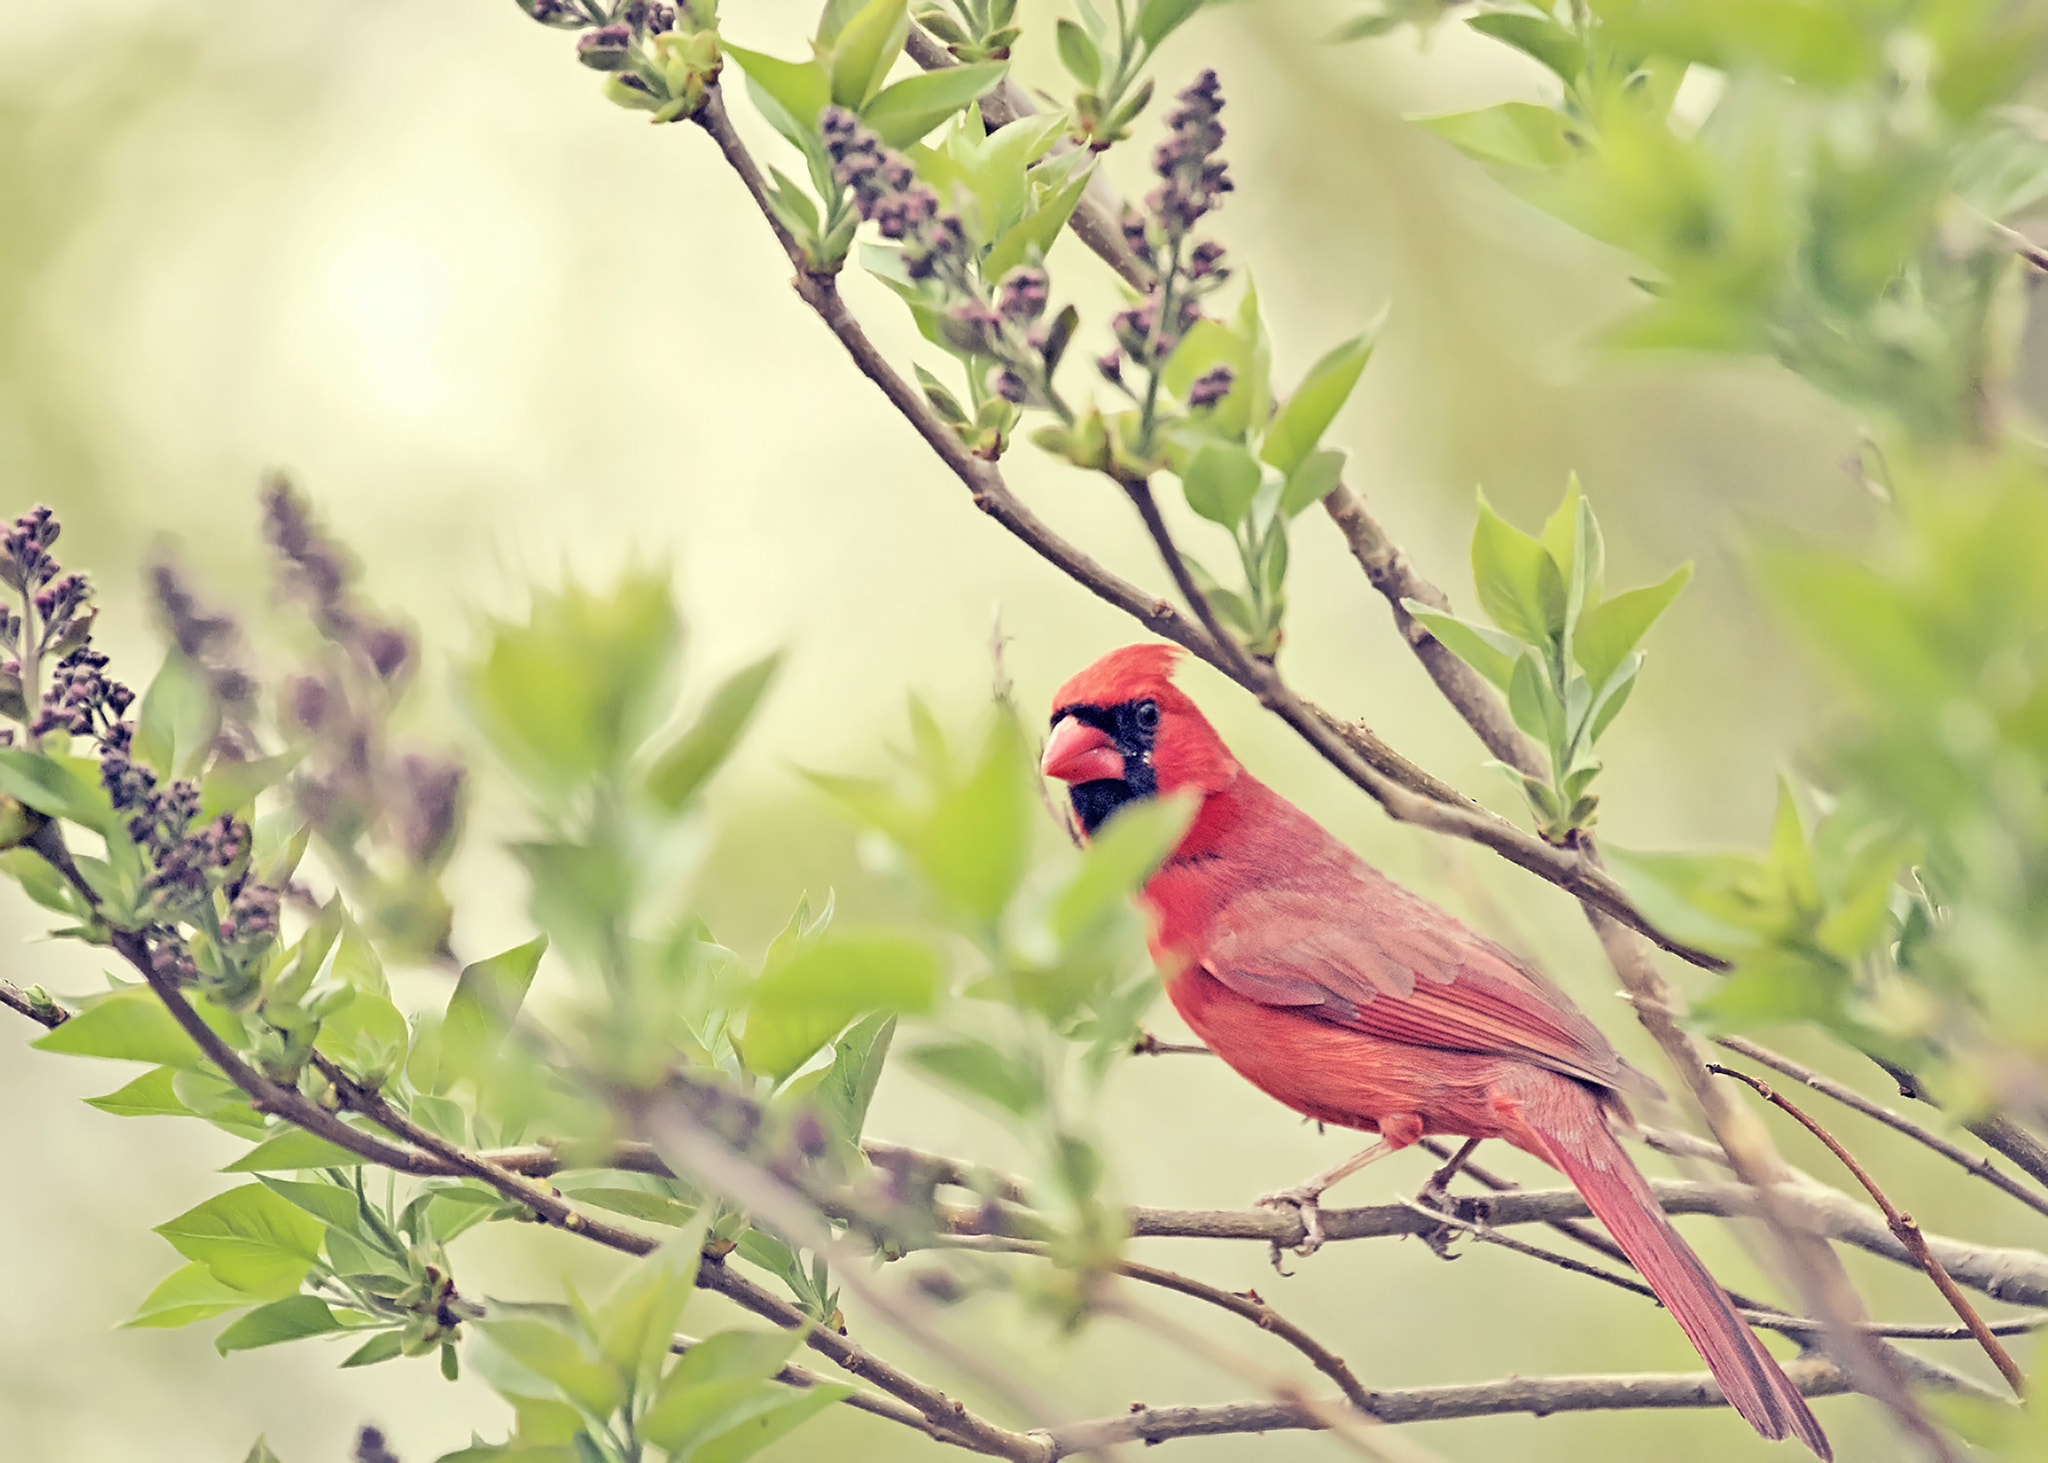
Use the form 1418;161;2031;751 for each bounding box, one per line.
1051;643;1190;718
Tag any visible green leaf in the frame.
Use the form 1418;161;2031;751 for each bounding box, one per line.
1471;489;1567;646
134;649;220;780
122;1260;255;1329
258;1175;364;1231
318;987;410;1084
726;48;834;132
982;162;1092;279
1466;11;1586;81
1573;563;1692;692
1767;778;1818;913
1180;443;1263;526
829;0;910;109
1138;0;1208;50
0;748;118;833
474;1316;627;1422
641;1332;817;1455
216;1295;347;1354
1402;606;1522;691
1260;320;1381;474
1414;102;1578;169
862;63;1007;148
1050;792;1197;943
1585;656;1639;742
0;844;86;915
224;1125;372;1172
458;571;681;797
154;1184;327;1298
245;1436;284;1463
1506;652;1566;751
85;1065;195;1118
342;1330;407;1368
439;934;547;1089
1056;19;1101;87
595;1223;708;1398
907;1036;1042;1115
910;714;1033;923
34;985;242;1069
1278;448;1347;518
647;653;783;811
695;1386;851;1463
566;1188;698;1226
740;934;941;1082
816;1010;896;1141
203;750;306;820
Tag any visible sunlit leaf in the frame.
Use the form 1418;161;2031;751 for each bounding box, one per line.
647;653;783;811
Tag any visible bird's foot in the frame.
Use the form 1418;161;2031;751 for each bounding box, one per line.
1410;1176;1463;1262
1255;1184;1328;1270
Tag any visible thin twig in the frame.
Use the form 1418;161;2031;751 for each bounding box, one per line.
1710;1062;2028;1396
1714;1035;2048;1221
0;974;66;1028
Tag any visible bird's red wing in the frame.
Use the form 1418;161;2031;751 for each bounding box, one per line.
1198;876;1628;1092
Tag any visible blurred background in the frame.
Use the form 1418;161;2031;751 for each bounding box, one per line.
0;0;2028;1458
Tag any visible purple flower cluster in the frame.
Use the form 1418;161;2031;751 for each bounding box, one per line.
31;647;133;741
823;109;970;287
263;475;414;684
1146;70;1232;239
264;480;465;880
1098;73;1238;393
1187;364;1236;410
0;506;61;594
825;110;1076;423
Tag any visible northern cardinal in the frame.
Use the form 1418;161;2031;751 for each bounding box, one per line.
1041;643;1829;1457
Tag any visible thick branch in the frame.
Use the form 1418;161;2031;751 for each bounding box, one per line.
1041;1359;1871;1457
1124;1178;2048;1308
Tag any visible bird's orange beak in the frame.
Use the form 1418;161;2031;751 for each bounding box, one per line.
1041;715;1124;784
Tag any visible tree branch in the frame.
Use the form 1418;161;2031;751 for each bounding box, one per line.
1040;1358;1874;1457
1123;1178;2048;1308
1715;1035;2048;1221
1710;1063;2028;1395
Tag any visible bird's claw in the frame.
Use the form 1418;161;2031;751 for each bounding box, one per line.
1410;1177;1462;1262
1255;1185;1328;1267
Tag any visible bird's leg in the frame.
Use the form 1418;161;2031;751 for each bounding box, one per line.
1413;1137;1483;1261
1256;1140;1392;1264
1415;1137;1482;1210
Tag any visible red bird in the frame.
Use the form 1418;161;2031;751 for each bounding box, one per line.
1041;643;1829;1457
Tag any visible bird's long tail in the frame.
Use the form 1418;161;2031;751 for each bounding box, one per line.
1512;1080;1832;1458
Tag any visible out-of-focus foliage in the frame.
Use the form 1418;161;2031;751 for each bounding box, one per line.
1401;0;2048;443
1388;1;2048;1121
4;489;1183;1458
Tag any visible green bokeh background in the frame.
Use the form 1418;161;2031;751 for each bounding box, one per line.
0;1;2033;1458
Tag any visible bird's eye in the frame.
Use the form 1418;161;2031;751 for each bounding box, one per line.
1133;699;1161;733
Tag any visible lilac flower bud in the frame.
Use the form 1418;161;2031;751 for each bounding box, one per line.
791;1109;830;1159
1187;240;1228;280
362;625;412;680
577;25;634;70
992;368;1029;404
289;675;331;732
1188;364;1235;409
1095;351;1125;385
996;266;1049;323
942;301;1004;357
